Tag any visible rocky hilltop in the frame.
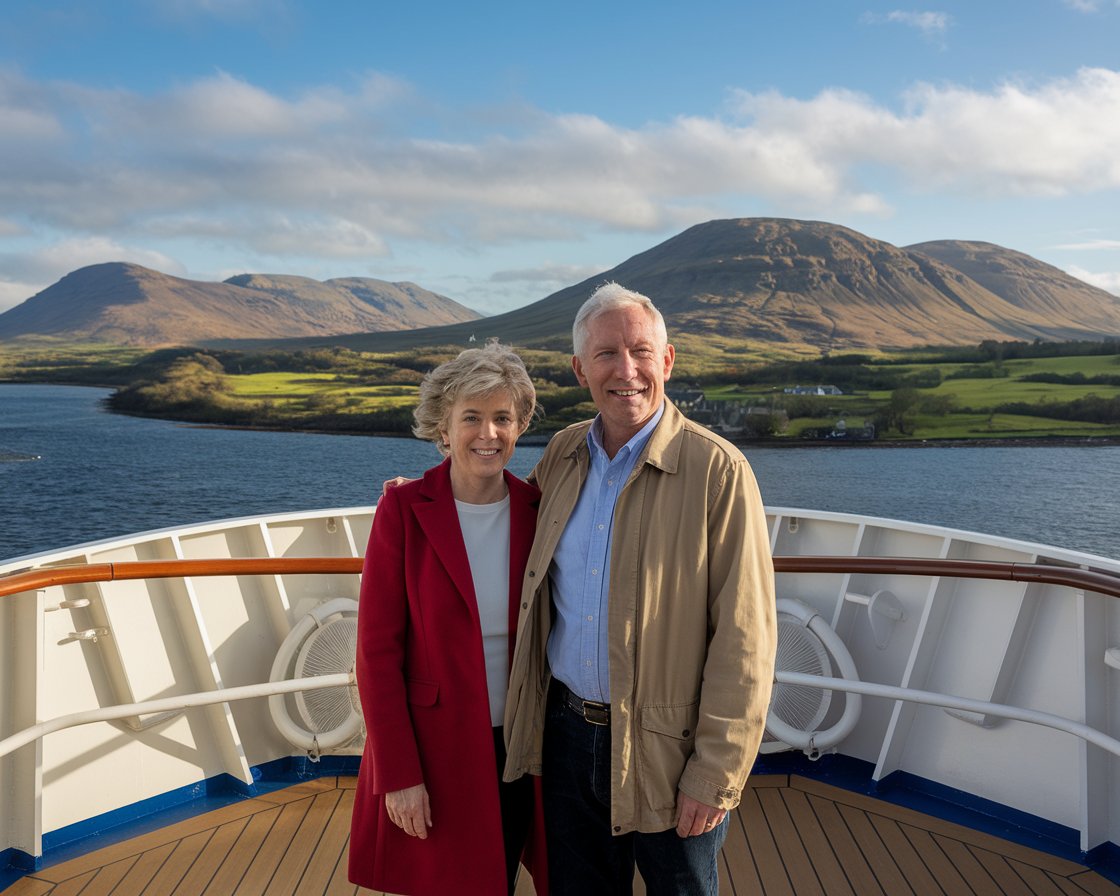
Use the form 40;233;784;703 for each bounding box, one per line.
282;218;1120;354
0;263;480;346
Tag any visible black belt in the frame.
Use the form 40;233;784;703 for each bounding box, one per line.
554;680;610;726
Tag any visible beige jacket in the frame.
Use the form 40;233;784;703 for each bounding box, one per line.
504;401;777;834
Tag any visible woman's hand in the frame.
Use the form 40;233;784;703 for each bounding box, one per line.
385;783;432;838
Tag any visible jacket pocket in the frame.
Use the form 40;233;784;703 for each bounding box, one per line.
637;701;699;811
406;678;439;706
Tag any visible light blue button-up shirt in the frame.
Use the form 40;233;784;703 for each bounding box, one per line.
546;402;665;703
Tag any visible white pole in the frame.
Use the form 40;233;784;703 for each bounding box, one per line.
777;671;1120;757
0;673;352;759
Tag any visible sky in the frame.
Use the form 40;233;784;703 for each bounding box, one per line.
1;1;1119;318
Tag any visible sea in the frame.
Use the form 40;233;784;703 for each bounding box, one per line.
2;383;1119;563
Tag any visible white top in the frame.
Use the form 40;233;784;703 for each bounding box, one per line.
455;495;511;726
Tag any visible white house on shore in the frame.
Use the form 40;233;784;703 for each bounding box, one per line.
784;384;843;396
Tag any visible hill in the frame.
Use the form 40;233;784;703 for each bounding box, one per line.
5;220;1119;352
245;218;1120;354
0;263;480;346
904;239;1120;336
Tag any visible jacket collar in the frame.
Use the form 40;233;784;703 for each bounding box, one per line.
639;400;685;474
560;401;686;475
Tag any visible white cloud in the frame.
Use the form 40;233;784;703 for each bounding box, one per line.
0;68;65;141
490;263;606;285
862;10;951;41
1061;0;1119;11
0;279;36;313
730;67;1120;197
0;217;26;237
154;0;291;23
1066;265;1120;295
4;65;1120;302
1052;239;1120;251
0;237;185;310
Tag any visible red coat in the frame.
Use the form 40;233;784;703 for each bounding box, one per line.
349;459;546;894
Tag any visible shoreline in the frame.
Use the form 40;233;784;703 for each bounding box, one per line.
735;435;1120;449
174;421;1120;449
7;382;1120;449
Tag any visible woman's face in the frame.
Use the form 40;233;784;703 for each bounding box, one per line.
440;389;520;484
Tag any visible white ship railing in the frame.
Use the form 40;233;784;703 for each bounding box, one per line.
2;556;1120;761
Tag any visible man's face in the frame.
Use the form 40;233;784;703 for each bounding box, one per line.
573;305;675;446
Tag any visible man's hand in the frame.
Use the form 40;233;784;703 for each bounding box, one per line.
380;476;414;500
385;783;432;838
674;790;727;838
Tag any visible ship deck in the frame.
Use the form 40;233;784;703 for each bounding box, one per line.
4;774;1115;896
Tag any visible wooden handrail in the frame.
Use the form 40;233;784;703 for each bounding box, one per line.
2;556;1120;599
771;556;1120;599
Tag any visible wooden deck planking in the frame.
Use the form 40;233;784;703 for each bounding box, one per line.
897;824;974;894
1071;868;1120;896
4;775;1116;896
866;812;945;893
801;790;884;895
932;834;1003;895
201;808;283;896
756;785;825;894
726;783;781;893
780;787;854;896
240;794;315;895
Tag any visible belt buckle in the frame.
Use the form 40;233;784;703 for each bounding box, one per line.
581;699;609;726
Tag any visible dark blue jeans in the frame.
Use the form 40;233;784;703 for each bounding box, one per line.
542;685;728;895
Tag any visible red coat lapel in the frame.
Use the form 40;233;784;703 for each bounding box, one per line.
410;459;540;664
411;458;478;617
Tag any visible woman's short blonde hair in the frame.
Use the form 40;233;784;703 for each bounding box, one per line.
412;341;540;454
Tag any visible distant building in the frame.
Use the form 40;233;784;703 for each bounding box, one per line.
784;384;843;396
666;386;705;409
825;417;875;441
670;388;788;439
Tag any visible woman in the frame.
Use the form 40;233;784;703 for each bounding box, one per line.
348;341;546;895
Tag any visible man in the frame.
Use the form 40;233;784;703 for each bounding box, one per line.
503;282;777;895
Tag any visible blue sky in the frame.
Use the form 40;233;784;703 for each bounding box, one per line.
1;0;1119;317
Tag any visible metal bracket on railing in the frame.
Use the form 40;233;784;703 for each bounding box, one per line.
844;588;904;648
45;598;91;612
1105;648;1120;671
58;627;109;645
118;710;185;732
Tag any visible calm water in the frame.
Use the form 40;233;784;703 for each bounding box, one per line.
2;383;1119;562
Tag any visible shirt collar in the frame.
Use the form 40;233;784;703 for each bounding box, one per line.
587;401;666;462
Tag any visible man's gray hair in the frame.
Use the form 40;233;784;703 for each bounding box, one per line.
412;340;540;454
572;282;668;357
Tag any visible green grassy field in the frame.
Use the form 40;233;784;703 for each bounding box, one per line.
225;372;419;408
4;338;1119;441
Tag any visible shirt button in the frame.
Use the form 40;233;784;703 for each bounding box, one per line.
598;524;604;530
591;569;598;575
587;615;593;621
528;571;535;577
